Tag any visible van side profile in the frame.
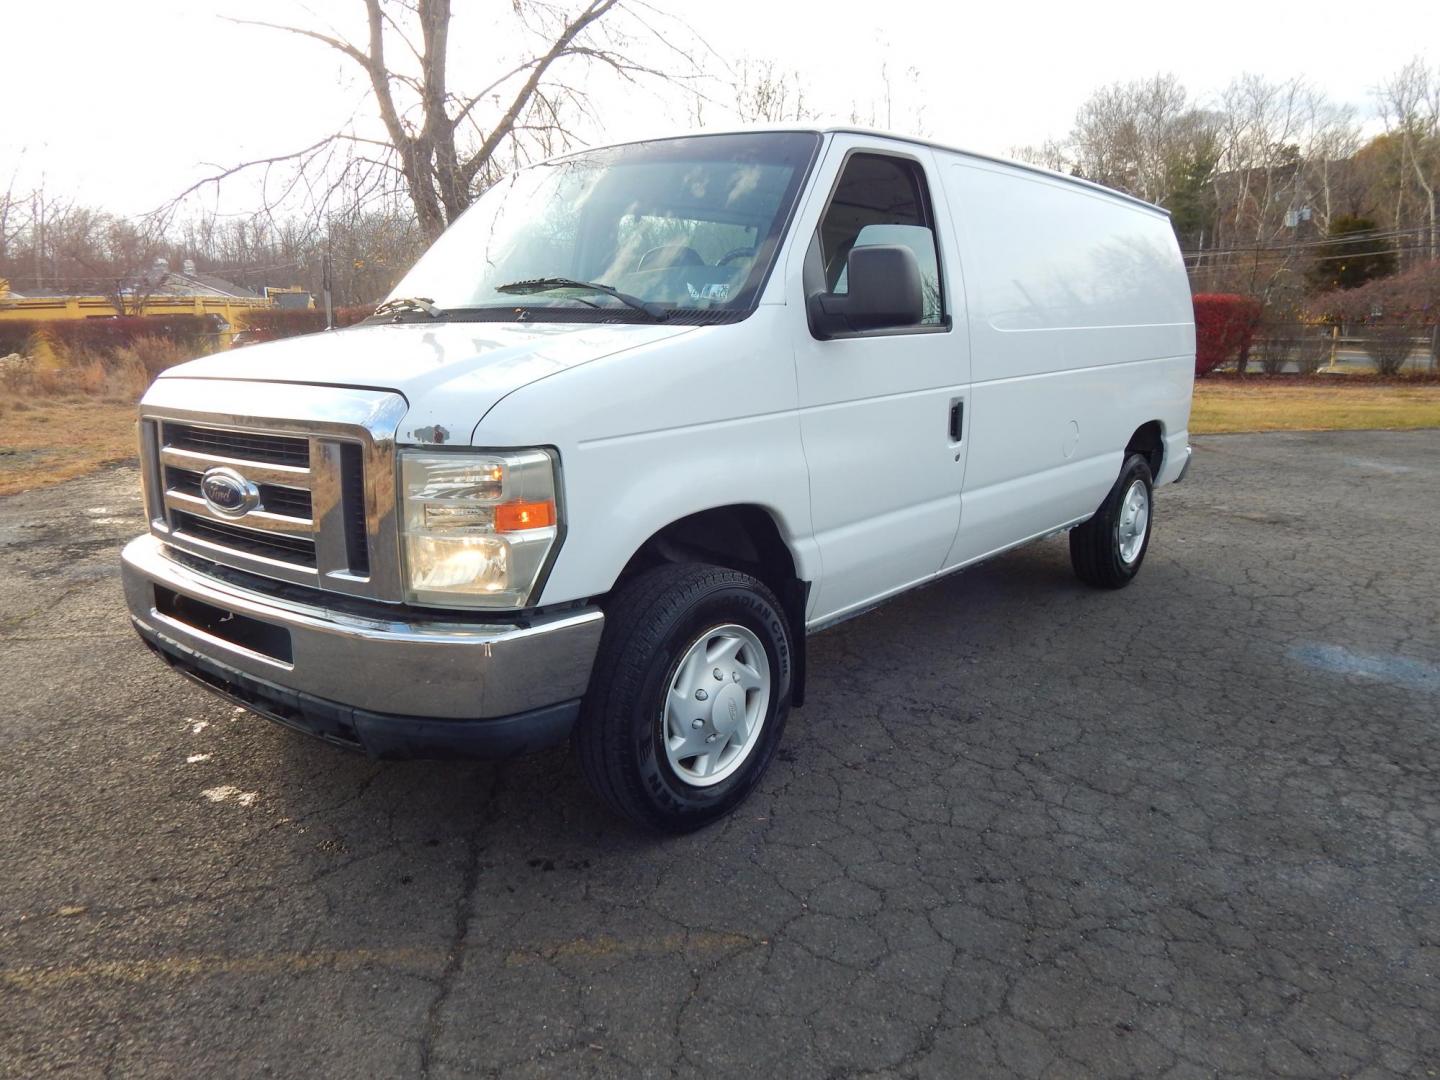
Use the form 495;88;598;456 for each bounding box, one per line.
122;127;1194;830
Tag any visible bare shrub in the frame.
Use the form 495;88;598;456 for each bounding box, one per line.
103;359;150;401
1255;332;1291;374
71;359;111;396
112;336;191;381
0;353;36;392
1254;326;1333;375
1293;330;1331;375
1360;325;1420;376
1310;260;1439;375
3;337;165;401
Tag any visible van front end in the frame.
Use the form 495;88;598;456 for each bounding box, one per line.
120;377;604;759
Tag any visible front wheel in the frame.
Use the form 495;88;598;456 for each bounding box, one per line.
575;563;793;832
1070;453;1154;589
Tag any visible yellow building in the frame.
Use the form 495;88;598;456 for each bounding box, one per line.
0;260;281;344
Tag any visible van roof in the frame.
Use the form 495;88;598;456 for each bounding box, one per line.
821;126;1170;216
568;124;1169;218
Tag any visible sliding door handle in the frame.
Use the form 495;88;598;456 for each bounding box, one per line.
949;399;964;442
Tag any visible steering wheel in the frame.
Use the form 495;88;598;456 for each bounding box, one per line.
638;244;705;271
717;247;757;266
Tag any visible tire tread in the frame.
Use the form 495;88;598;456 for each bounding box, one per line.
1070;453;1153;589
576;562;786;830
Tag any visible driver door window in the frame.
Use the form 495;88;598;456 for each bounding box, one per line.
812;154;945;326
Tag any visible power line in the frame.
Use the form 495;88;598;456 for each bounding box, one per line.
1186;246;1419;264
1180;224;1434;258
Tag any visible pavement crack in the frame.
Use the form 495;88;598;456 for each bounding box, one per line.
416;767;497;1077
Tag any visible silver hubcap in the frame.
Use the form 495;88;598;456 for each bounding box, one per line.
662;624;771;787
1116;479;1150;564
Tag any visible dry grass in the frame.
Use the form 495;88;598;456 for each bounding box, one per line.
1192;381;1440;434
0;398;138;496
0;336;194;496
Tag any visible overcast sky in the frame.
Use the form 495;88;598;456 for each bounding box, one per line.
4;0;1437;218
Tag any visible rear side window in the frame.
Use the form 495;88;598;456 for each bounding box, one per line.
814;154;944;325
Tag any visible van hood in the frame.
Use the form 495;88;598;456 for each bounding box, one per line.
162;320;695;444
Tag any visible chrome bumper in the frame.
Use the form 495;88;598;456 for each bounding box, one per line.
122;534;604;724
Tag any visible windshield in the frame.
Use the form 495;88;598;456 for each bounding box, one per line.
386;132;821;323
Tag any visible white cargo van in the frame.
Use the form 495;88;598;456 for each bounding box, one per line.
122;128;1194;830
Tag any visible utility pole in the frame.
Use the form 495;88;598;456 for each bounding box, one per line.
322;242;334;330
32;192;42;292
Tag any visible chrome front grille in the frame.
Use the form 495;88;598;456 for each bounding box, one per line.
164;423;311;467
163;463;316;535
171;510;318;566
137;380;408;601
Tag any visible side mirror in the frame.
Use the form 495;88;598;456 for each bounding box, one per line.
808;244;924;339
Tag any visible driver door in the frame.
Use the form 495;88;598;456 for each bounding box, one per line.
784;138;971;624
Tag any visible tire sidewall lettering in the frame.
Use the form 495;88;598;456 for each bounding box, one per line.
631;585;790;818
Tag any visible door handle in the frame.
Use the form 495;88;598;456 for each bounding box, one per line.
949;399;964;442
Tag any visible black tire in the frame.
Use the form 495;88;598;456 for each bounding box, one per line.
1070;453;1154;589
575;562;793;832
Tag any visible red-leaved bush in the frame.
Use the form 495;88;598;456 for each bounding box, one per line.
236;305;373;342
1193;294;1262;377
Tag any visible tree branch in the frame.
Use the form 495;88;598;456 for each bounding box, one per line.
457;0;621;190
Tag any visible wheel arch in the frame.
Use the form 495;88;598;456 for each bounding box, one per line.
1126;420;1165;480
612;504;811;706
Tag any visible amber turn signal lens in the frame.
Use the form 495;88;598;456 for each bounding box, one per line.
494;499;556;532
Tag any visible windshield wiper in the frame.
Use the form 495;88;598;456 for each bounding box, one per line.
494;278;668;320
374;296;445;320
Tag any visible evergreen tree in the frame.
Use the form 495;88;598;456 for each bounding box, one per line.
1307;215;1398;291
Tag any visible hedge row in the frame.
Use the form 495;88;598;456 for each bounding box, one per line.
0;304;383;359
0;314;219;358
1193;294;1262;377
0;295;1295;380
235;306;374;341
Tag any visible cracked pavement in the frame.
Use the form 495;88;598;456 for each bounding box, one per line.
2;430;1438;1079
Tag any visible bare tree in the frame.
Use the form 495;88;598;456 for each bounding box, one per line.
1013;73;1223;252
1011;138;1071;174
1202;75;1360;296
185;1;702;240
731;58;811;124
171;190;424;308
1069;74;1195;203
0;168;31;283
1377;57;1440;262
1300;97;1362;233
839;62;929;136
58;211;173;315
1214;75;1311;245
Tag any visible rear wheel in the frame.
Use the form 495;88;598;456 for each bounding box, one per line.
575;563;793;832
1070;453;1154;588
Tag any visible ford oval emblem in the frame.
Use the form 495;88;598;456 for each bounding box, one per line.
200;467;260;518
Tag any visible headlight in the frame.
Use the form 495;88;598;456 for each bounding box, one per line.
400;449;560;608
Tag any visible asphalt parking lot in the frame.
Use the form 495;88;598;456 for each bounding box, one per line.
3;430;1438;1079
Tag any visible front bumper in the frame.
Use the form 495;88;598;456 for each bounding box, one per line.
122;535;604;758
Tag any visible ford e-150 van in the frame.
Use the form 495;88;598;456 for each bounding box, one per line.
121;127;1195;830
